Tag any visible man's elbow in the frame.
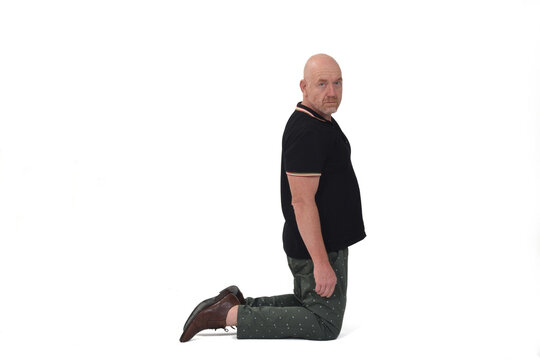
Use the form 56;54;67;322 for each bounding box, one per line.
291;196;317;209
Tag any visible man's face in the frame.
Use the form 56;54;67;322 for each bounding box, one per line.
301;65;343;119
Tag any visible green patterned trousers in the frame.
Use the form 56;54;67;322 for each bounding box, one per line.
237;248;348;340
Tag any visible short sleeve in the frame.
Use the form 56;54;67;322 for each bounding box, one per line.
283;129;326;175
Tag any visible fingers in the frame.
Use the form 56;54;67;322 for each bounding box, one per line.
315;279;336;298
319;285;334;298
315;282;322;296
320;283;336;298
313;263;337;298
327;283;336;298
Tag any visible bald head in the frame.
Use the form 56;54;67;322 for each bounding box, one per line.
303;54;341;81
300;54;343;121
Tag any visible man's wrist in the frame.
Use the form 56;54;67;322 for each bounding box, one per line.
312;256;331;268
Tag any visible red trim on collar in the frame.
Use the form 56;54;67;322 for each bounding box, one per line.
295;106;332;123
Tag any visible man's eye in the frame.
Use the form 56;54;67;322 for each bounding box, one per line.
319;83;326;87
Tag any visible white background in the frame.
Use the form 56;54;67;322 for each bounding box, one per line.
1;0;539;359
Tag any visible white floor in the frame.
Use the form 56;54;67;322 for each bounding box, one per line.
0;217;538;360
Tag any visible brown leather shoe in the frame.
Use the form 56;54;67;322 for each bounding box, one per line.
180;293;240;342
182;286;246;332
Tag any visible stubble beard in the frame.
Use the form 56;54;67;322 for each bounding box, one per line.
323;97;339;115
323;103;339;116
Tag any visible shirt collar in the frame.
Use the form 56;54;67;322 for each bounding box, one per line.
295;102;335;124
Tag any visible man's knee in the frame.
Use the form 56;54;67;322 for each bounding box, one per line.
319;324;341;340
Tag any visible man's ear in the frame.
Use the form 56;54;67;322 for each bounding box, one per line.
300;79;307;96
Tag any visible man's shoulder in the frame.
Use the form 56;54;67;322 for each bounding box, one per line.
285;108;328;132
283;114;336;150
283;112;320;141
283;109;306;133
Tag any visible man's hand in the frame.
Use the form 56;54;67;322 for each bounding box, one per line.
313;261;337;298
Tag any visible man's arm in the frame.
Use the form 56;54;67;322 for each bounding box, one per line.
287;173;337;298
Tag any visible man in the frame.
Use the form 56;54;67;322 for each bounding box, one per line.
180;54;366;342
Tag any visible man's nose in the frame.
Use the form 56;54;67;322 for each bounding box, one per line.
327;83;336;96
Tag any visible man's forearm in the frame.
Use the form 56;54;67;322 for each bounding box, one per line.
292;198;337;298
292;200;330;265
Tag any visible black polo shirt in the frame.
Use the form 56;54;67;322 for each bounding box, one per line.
280;102;366;259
